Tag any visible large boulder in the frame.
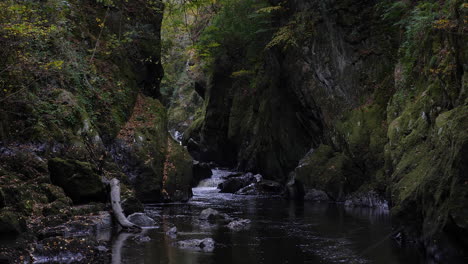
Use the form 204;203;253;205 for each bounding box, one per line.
226;219;251;231
191;160;212;186
218;173;257;193
294;145;364;201
111;96;193;203
0;210;26;234
163;140;193;202
199;208;229;223
236;180;284;196
127;213;156;227
303;189;330;202
48;158;106;204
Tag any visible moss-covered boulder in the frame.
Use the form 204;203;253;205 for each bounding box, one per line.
0;210;26;234
48;158;106;204
295;144;364;201
112;95;193;202
163;140;193;202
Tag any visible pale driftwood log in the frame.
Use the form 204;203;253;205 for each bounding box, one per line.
108;178;140;229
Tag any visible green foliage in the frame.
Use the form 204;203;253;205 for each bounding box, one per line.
266;9;318;51
266;23;297;50
381;0;465;82
194;0;273;65
0;0;166;141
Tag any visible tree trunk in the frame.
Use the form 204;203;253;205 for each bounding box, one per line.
108;178;140;229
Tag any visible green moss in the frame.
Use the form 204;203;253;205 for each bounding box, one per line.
164;138;193;201
48;158;106;204
0;210;26;234
295;144;364;200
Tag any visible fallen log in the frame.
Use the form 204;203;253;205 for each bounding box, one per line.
107;178;141;229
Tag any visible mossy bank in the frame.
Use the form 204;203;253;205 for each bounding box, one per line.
0;0;193;261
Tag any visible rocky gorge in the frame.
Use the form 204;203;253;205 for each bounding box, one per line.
0;0;467;263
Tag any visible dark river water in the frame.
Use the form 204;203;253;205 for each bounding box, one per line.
112;169;423;264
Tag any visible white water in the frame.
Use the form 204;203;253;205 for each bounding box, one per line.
195;168;234;188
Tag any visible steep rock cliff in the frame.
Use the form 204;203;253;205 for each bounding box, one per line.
183;0;467;260
0;0;192;238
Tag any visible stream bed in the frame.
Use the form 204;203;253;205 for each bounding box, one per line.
111;169;423;264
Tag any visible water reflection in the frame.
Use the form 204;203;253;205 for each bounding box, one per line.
106;169;423;264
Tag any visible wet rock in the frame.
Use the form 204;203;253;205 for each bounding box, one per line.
135;236;151;243
235;184;257;195
223;172;243;179
236;180;284;195
258;180;283;193
344;191;388;210
254;174;263;182
218;173;256;193
145;210;162;220
199;208;229;222
192;160;212;186
227;219;251;231
127;213;156;227
176;238;215;252
96;245;108;252
48;158;106;204
303;189;330;202
166;226;177;238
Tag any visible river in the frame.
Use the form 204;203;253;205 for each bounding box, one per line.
110;169;423;264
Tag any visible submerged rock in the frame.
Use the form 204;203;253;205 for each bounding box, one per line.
127;213;156;227
176;238;215;252
199;208;229;222
135;236;151;243
166;226;177;238
218;173;256;193
227;219;251;231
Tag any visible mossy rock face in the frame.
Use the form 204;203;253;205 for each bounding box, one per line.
112;95;194;202
0;210;26;235
388;106;468;237
113;96;167;202
163;139;193;202
48;158;106;204
295;144;365;201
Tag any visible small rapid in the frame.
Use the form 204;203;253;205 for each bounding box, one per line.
195;168;235;188
106;169;423;264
